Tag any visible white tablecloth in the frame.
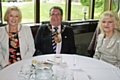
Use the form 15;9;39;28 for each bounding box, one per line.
0;54;120;80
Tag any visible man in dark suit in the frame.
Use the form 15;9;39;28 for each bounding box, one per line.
34;6;76;55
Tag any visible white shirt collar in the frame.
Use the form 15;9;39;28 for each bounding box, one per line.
52;25;61;33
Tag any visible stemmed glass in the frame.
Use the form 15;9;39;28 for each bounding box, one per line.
55;66;67;80
18;64;33;80
66;70;74;80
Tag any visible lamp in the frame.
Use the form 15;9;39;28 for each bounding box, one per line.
82;7;88;20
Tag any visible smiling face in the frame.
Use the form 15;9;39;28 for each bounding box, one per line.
7;10;20;27
101;17;115;33
50;8;63;27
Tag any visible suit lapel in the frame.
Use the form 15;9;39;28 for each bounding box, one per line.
45;24;54;51
61;25;67;52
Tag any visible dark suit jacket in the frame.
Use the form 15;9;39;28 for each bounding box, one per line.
34;24;76;56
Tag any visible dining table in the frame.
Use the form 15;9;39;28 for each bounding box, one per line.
0;54;120;80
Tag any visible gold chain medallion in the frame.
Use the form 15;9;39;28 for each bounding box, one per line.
5;24;22;38
47;24;66;43
54;33;61;43
5;24;22;48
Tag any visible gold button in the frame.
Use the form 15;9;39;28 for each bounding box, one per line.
65;36;67;38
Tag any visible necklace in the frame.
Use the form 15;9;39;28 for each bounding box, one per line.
5;24;22;38
47;24;66;43
5;25;22;48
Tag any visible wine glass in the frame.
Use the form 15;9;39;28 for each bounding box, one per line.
55;66;67;80
65;70;74;80
18;64;32;80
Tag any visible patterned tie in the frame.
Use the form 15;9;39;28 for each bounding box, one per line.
52;27;58;52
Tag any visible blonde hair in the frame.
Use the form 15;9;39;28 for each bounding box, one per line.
97;11;120;33
4;6;22;23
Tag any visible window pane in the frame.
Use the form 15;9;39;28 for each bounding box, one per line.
71;0;89;20
94;0;104;19
2;1;34;24
112;0;118;12
94;0;118;19
0;2;2;24
40;0;65;22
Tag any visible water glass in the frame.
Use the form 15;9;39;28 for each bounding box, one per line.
55;66;67;80
35;68;53;80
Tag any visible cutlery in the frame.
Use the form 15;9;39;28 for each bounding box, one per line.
73;55;76;66
47;59;56;64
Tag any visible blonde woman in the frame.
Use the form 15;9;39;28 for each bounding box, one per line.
0;6;35;69
94;11;120;68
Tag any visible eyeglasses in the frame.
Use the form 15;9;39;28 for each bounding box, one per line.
50;13;61;17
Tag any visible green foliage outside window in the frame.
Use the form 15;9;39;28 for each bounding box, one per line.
112;0;118;12
80;0;104;8
2;0;8;2
95;0;103;8
80;0;89;6
2;0;32;2
1;0;119;23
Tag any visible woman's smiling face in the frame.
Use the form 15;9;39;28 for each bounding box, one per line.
7;10;20;27
101;17;115;33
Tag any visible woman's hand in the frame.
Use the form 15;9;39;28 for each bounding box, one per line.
4;64;10;68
